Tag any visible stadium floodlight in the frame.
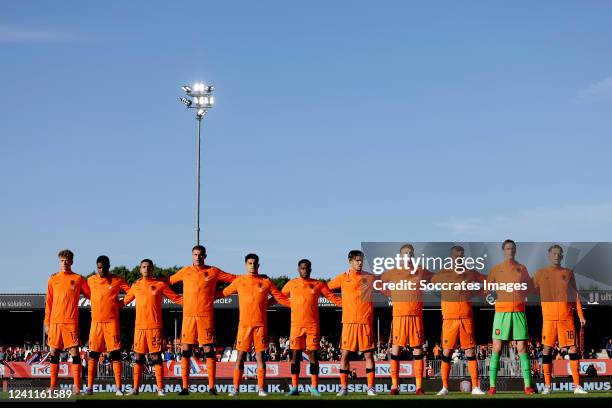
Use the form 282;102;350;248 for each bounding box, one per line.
179;81;215;245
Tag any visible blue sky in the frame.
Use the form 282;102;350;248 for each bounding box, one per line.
2;1;612;292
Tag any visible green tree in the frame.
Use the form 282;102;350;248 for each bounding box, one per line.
270;275;290;289
88;264;180;286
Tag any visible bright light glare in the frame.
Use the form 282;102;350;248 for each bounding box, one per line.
193;82;205;93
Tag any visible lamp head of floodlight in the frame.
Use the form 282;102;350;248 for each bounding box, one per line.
179;97;193;107
194;95;214;108
181;85;192;94
196;108;206;119
193;82;206;93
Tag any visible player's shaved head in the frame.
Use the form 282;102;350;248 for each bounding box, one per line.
298;259;312;279
96;255;110;267
298;259;312;269
245;253;259;264
140;259;154;267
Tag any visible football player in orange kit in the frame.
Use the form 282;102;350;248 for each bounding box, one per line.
44;249;91;394
123;259;183;397
533;244;587;395
282;259;342;397
85;255;130;396
380;244;433;395
487;240;535;395
217;253;290;397
169;245;236;396
432;245;486;396
328;250;378;397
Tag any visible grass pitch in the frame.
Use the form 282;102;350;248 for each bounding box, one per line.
3;391;612;407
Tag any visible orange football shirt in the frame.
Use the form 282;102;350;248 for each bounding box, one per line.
170;264;235;317
533;266;584;321
431;268;484;319
45;271;90;327
487;259;532;312
123;277;183;329
221;274;289;326
327;270;376;324
381;267;433;316
87;274;130;322
281;277;342;325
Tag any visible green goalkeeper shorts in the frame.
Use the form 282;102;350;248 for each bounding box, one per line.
492;311;529;341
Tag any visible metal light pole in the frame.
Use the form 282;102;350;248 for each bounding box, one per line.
179;83;215;245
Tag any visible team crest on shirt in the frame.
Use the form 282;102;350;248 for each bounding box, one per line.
150;285;157;294
495;329;501;335
70;280;76;290
258;282;264;292
309;284;315;294
204;271;210;281
561;274;567;281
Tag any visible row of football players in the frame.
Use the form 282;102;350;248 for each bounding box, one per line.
43;241;587;396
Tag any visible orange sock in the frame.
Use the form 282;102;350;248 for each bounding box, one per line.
87;359;97;389
390;359;399;388
414;358;424;389
291;374;298;388
441;360;450;389
133;363;143;391
112;361;122;389
311;374;319;389
366;369;375;389
468;359;479;388
50;363;59;389
543;363;552;387
233;368;242;391
257;367;265;391
340;372;348;388
181;356;190;389
72;363;82;392
570;359;580;387
154;364;163;391
206;358;216;390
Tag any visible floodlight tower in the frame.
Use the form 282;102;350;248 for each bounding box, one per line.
179;82;215;245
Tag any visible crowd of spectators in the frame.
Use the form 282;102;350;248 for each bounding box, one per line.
0;344;47;362
2;337;611;366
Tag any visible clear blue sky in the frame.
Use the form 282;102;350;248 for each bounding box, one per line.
2;1;612;292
